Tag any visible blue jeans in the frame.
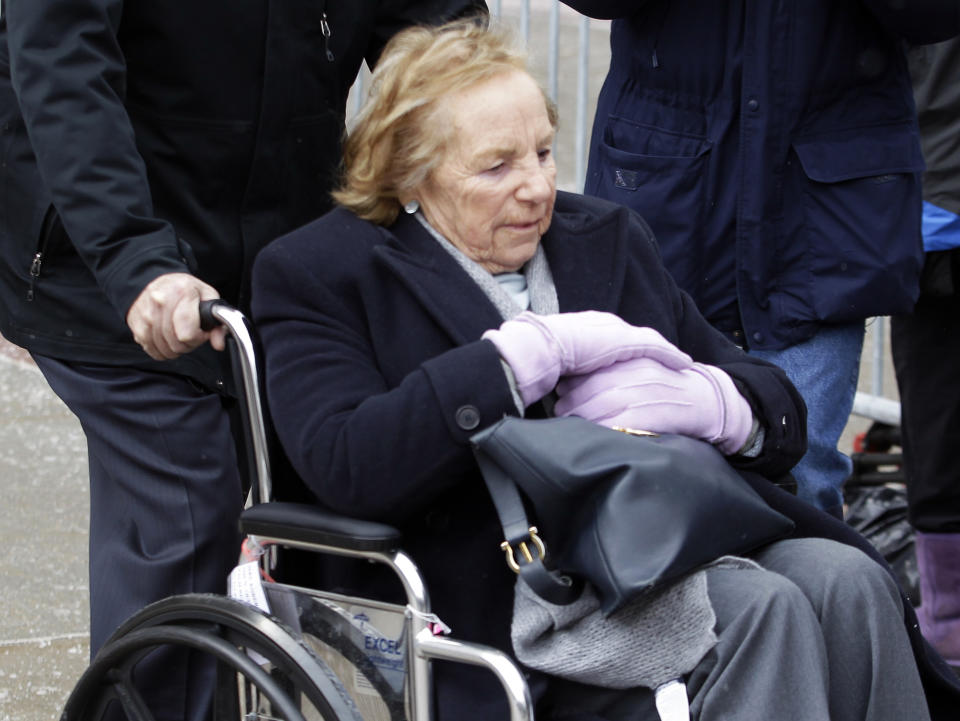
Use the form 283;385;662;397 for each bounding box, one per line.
750;322;865;517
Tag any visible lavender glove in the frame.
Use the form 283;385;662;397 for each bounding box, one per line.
554;356;755;455
482;311;693;407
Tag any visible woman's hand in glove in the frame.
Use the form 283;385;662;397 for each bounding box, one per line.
482;311;692;407
554;356;754;455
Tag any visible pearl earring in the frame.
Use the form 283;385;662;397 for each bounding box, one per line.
403;199;419;214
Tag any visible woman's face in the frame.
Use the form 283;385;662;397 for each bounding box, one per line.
416;70;557;274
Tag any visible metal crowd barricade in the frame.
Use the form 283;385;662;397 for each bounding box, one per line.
853;318;901;427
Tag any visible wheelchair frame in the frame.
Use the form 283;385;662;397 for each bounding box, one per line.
61;300;534;721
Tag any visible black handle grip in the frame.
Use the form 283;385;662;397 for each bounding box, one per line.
199;299;229;331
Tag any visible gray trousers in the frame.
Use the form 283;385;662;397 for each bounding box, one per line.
687;537;930;721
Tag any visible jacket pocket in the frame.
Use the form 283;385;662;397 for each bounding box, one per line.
586;115;711;249
790;123;925;322
26;205;58;300
25;204;90;300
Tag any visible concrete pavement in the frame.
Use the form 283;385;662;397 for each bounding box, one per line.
0;342;89;721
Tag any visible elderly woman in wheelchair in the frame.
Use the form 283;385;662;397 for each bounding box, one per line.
248;18;957;721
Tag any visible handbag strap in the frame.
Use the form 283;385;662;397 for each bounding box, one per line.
472;448;581;605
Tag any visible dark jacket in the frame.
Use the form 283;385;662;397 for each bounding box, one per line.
906;37;960;298
910;37;960;217
0;0;484;390
562;0;960;350
250;191;813;719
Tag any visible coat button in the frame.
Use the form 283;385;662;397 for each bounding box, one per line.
455;405;481;430
746;98;759;112
752;332;763;343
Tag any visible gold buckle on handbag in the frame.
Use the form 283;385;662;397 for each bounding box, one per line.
501;527;547;573
612;426;658;437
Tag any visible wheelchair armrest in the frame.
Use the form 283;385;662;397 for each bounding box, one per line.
240;502;402;553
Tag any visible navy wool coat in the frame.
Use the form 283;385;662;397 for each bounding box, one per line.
250;192;959;719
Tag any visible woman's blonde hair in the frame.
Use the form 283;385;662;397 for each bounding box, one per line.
332;18;557;225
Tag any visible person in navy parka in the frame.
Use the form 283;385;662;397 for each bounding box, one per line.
560;0;960;518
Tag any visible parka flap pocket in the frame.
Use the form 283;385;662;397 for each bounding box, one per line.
786;123;925;323
793;124;925;184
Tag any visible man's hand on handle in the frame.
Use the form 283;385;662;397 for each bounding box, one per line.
126;273;226;360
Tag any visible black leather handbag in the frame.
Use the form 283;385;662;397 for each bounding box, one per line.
471;416;795;615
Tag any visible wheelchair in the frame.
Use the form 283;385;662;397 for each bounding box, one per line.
60;300;534;721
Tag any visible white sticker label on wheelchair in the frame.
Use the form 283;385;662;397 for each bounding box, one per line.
228;561;271;667
348;606;407;696
228;560;271;613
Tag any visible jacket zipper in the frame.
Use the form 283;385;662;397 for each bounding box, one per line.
649;4;671;69
27;207;57;302
27;253;42;301
320;2;334;62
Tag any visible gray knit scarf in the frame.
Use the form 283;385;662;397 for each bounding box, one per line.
418;211;725;691
416;213;558;317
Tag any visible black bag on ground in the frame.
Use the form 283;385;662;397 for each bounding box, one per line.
844;422;919;605
471;416;795;615
845;482;920;604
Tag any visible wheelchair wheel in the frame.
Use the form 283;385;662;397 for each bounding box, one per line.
61;593;364;721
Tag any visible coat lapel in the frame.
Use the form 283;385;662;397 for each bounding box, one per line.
374;193;631;344
374;213;506;346
543;192;629;314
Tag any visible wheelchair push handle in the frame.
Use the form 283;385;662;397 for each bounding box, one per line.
197;298;274;507
199;298;230;332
